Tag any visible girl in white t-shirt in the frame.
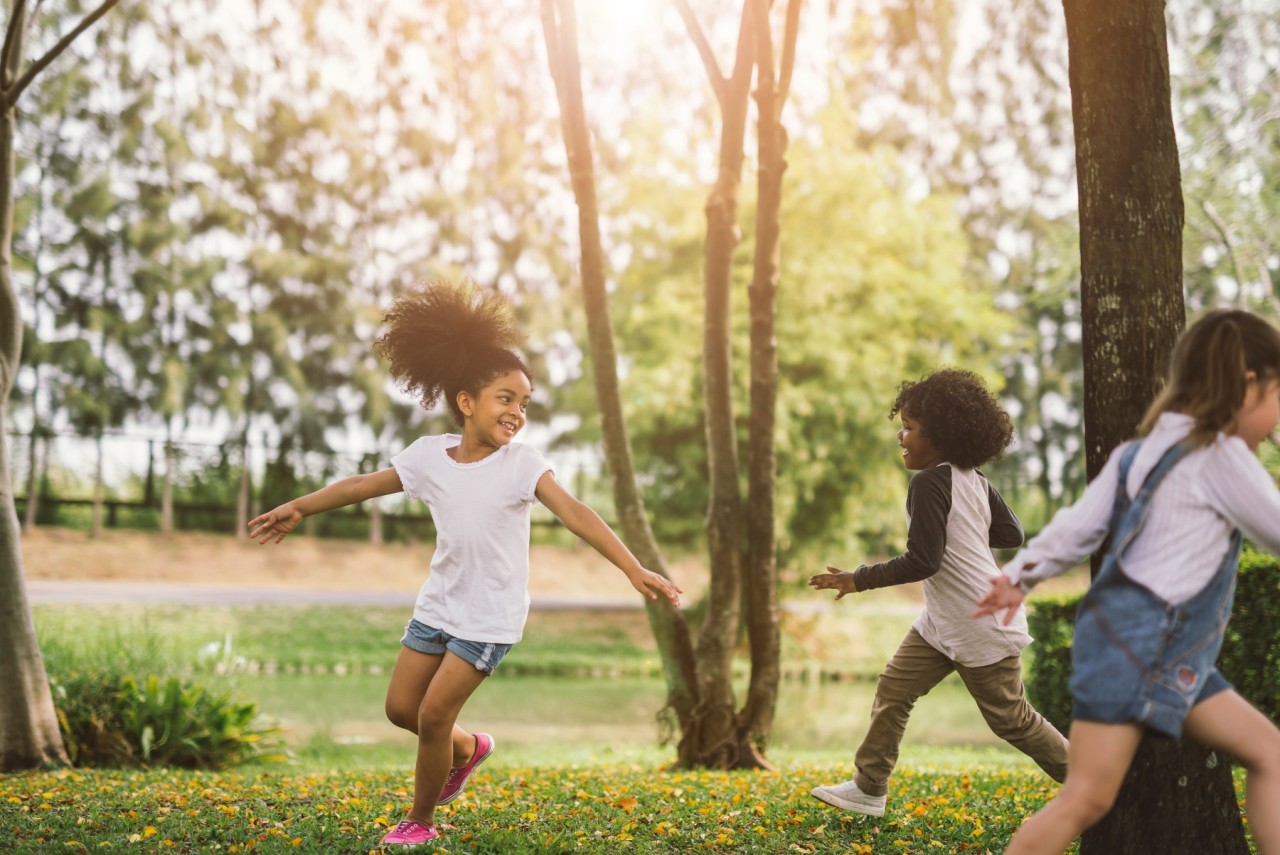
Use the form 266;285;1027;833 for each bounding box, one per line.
975;309;1280;855
248;279;682;849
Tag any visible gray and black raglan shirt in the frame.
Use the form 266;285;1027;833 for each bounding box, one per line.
852;464;1034;667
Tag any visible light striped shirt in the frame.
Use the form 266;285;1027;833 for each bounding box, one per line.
1004;412;1280;604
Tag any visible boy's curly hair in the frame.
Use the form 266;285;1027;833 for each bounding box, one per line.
373;278;530;425
889;368;1014;469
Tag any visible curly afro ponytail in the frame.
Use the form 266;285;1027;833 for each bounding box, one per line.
374;278;530;425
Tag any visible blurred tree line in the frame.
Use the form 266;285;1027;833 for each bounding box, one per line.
8;0;1280;572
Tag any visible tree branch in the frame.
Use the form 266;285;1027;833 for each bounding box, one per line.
776;0;803;108
725;0;756;101
671;0;726;105
540;0;562;92
0;0;28;91
1197;197;1247;309
3;0;119;111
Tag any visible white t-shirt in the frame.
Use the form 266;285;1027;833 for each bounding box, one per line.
392;434;554;643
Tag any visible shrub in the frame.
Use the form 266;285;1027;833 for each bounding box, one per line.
50;670;283;769
1220;548;1280;722
1024;593;1079;735
1025;546;1280;733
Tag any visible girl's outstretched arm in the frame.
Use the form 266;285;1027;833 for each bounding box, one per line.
248;467;404;544
534;472;682;606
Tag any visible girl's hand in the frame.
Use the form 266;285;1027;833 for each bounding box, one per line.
248;503;304;544
630;568;683;607
808;565;858;600
973;575;1025;625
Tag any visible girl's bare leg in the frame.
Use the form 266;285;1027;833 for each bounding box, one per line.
385;646;478;765
1004;721;1143;855
1183;690;1280;854
407;652;488;827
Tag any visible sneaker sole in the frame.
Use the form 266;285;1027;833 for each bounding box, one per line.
810;788;886;817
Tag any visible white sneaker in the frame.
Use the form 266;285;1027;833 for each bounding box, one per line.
810;779;887;817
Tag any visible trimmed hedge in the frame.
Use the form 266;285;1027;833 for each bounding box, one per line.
1026;545;1280;734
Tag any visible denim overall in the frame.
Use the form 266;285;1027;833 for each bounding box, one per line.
1069;440;1242;739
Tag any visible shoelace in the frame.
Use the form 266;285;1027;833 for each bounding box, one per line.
391;820;421;835
444;765;466;786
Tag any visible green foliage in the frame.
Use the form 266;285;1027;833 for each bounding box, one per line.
566;105;1017;569
1026;546;1280;734
36;608;282;768
1024;593;1080;734
1221;548;1280;723
49;670;282;769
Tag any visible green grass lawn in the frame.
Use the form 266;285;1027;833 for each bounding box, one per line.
12;601;1263;853
2;748;1072;854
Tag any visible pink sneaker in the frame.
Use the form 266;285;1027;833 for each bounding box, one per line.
381;818;439;847
438;732;494;805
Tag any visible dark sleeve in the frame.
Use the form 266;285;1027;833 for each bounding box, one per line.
985;479;1024;549
853;466;951;591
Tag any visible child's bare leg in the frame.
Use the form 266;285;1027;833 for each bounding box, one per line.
1183;690;1280;854
1004;721;1142;855
408;652;488;826
385;646;478;764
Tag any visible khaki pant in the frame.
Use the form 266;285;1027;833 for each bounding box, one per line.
853;628;1069;797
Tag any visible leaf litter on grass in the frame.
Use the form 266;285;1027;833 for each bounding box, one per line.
0;760;1067;854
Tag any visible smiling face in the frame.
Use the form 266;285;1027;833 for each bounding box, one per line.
457;369;533;449
1235;374;1280;451
897;412;945;470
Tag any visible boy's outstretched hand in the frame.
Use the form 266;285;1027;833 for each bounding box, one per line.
973;574;1025;625
809;565;858;600
248;503;303;545
628;568;683;607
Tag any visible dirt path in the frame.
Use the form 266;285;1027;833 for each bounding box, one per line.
23;578;654;609
19;526;706;605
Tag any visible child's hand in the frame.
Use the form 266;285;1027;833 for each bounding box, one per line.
248;503;303;544
629;568;683;607
808;565;858;600
973;575;1025;625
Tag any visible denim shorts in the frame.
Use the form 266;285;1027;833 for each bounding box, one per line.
400;619;512;675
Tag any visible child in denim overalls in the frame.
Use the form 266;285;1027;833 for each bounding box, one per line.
976;310;1280;854
249;279;681;848
809;369;1068;817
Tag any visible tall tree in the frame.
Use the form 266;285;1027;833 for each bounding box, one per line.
672;0;757;768
739;0;801;763
1064;1;1246;852
0;0;119;771
539;0;702;761
544;0;804;768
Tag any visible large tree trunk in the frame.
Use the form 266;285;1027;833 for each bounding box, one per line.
0;407;67;769
1065;1;1247;851
539;0;700;754
0;1;69;770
